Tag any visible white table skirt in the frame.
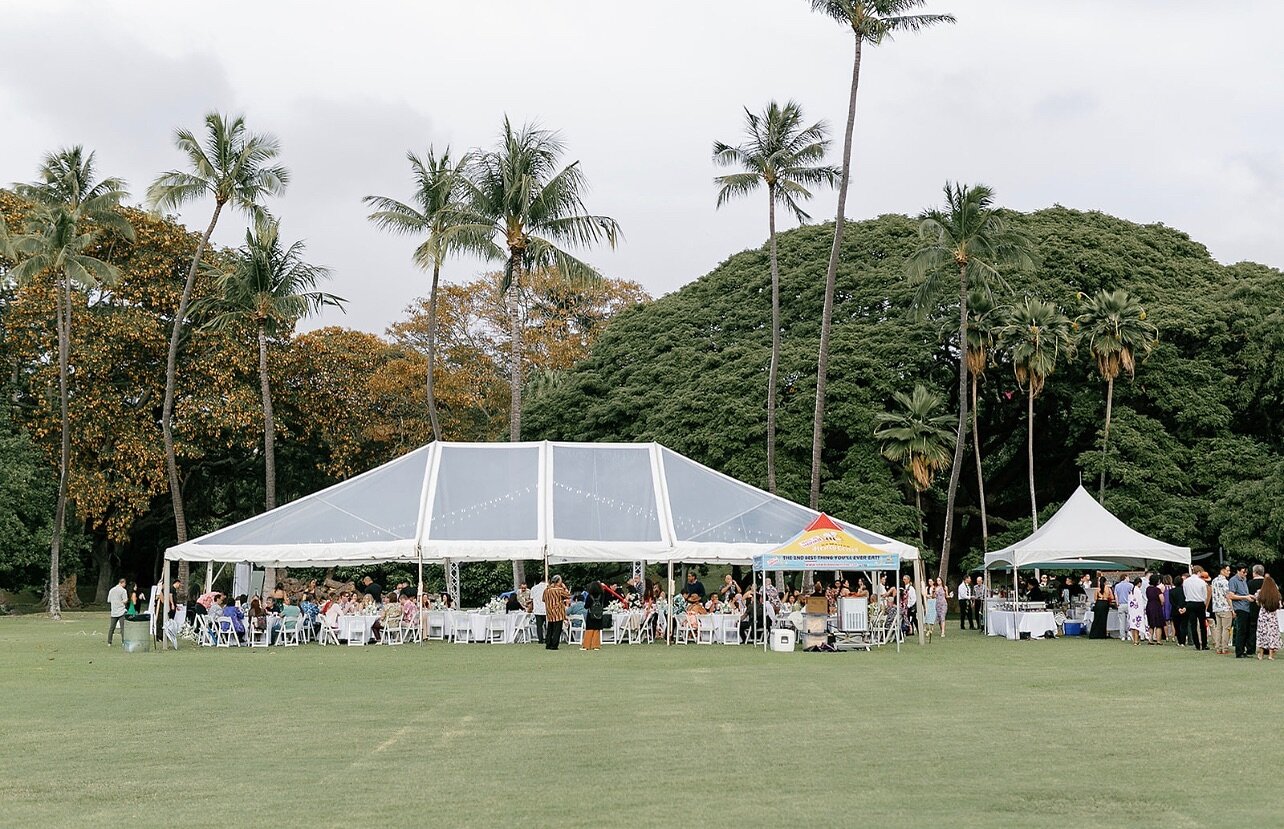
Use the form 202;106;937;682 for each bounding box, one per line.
464;612;524;643
987;610;1057;640
338;615;375;643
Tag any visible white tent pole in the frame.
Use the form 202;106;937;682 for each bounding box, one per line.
666;560;674;646
417;544;425;642
204;561;212;593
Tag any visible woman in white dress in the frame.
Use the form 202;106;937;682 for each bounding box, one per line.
1127;576;1148;644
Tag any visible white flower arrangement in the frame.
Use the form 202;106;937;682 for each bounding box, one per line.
606;599;626;614
483;597;506;614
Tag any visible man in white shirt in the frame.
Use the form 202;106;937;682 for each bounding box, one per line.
107;577;128;646
957;576;973;630
530;579;548;644
902;575;918;635
1182;568;1210;651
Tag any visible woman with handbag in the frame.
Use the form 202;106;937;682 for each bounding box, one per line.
582;581;605;651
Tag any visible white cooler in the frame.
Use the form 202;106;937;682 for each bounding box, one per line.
770;628;796;652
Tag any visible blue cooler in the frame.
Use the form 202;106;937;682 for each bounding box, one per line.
1063;620;1084;636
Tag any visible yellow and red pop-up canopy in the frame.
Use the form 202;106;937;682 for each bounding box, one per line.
753;513;900;571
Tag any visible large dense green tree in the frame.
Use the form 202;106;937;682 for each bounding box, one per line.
998;297;1075;530
906;183;1035;578
196;218;344;512
148;113;288;549
713;100;837;493
6;148;132;616
525;208;1284;569
805;0;955;512
1076;288;1158;502
874;383;954;546
363;147;473;441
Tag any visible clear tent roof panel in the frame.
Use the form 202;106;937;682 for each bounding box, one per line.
192;445;431;547
426;444;539;541
551;444;662;542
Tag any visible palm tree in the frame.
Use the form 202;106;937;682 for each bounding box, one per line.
874;384;955;547
147;112;289;546
964;287;999;551
363;147;473;441
454;117;620;590
906;182;1035;579
196;218;344;511
999;297;1075;529
713;100;838;494
805;0;955;511
455;117;621;444
1076;288;1157;502
7;147;132;618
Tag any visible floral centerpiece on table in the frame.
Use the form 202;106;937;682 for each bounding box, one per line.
606;599;626;614
721;602;740;615
482;597;506;614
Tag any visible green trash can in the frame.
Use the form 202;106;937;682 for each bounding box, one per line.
122;618;152;653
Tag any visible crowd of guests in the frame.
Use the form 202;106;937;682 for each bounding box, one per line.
1086;564;1281;659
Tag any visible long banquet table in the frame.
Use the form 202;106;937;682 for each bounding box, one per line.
987;610;1057;640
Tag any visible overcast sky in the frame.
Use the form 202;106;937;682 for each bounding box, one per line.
2;1;1281;334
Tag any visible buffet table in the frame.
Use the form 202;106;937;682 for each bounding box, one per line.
987;610;1057;640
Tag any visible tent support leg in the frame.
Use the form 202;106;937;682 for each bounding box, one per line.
632;560;644;593
666;561;674;646
446;559;460;608
417;550;425;642
204;561;213;593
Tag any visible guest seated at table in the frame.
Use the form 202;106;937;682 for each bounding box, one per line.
706;593;722;613
371;593;401;642
360;593;377;614
517;582;531;611
248;596;274;643
401;592;419;627
221;596;246;641
740;587;763;643
208;593;224;621
685;593;707;621
504;591;523;612
439;592;455;609
717;574;737;600
300;593;320;634
569;592;586;617
854;579;870;598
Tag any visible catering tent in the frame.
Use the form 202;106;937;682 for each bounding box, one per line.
165;441;918;568
983;486;1192;571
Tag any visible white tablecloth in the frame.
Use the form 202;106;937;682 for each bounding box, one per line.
987;610;1057;640
463;612;525;643
338;615;375;644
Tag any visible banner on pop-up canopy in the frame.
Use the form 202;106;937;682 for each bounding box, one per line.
752;513;901;571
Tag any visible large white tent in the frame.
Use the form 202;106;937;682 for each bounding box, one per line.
165;441;917;568
984;486;1191;571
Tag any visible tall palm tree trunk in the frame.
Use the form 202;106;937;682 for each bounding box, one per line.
426;261;443;441
766;190;780;494
809;34;863;510
1099;374;1114;503
1027;386;1039;530
49;278;72;619
163;202;224;552
915;488;925;549
258;323;276;511
971;373;989;551
938;265;969;580
506;257;526;592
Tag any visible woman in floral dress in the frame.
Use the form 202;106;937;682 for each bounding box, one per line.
934;579;948;638
1127;576;1147;644
1256;575;1281;660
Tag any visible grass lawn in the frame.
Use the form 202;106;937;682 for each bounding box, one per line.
1;613;1278;827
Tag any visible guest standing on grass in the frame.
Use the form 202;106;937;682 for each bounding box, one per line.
1211;565;1233;655
582;582;604;651
934;579;948;638
1247;565;1266;649
957;576;972;631
531;577;548;644
543;576;570;651
1255;575;1280;660
1227;564;1254;659
1089;577;1112;639
1145;575;1165;644
107;578;128;646
1114;577;1133;642
1127;577;1147;644
1183;568;1210;651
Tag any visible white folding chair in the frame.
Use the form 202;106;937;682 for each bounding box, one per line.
696;615;717;645
426;611;446;640
215;617;240;647
719;616;741;644
453;612;473;643
510;612;530;643
381;618;404;645
636;609;656;644
567;616;584;644
346;619;367;646
248;618;271;647
192;615;214;647
278;614;301;646
486;615;508;644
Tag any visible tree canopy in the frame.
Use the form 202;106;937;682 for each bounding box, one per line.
523;207;1284;568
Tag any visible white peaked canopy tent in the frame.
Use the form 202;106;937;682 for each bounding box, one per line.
984;486;1192;571
165;441;917;568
